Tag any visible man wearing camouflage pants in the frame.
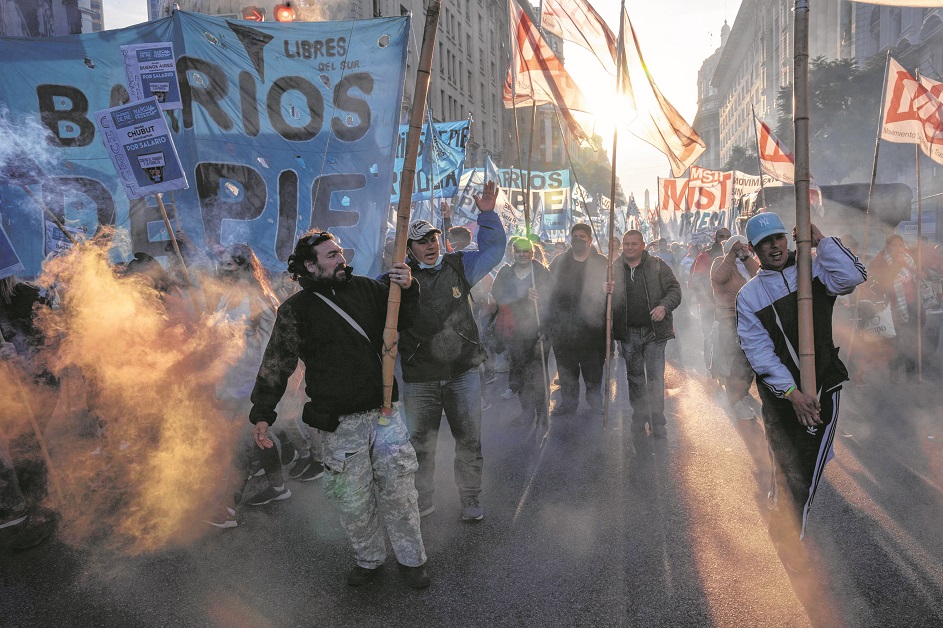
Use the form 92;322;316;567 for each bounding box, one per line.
249;230;429;589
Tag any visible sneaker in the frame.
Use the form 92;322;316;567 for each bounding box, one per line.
280;443;299;466
347;564;383;586
298;460;324;482
460;498;484;522
732;399;756;420
652;425;668;438
246;485;291;506
500;388;516;400
288;455;312;479
551;402;576;416
205;506;237;529
247;464;265;480
398;562;431;589
1;509;57;549
418;504;435;517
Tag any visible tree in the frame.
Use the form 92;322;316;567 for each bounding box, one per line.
571;133;626;206
721;144;758;174
774;47;921;185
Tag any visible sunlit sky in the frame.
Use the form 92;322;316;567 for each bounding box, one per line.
102;0;743;205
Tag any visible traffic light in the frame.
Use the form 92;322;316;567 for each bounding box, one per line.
273;3;296;22
241;6;265;21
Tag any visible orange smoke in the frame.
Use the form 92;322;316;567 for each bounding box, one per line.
17;233;249;553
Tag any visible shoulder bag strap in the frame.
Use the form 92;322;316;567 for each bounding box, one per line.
313;292;381;364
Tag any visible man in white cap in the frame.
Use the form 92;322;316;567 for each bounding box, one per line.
400;181;506;522
736;213;866;572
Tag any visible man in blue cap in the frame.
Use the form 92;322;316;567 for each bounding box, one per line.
736;213;866;572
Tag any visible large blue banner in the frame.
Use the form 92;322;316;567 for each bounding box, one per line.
390;118;469;203
0;12;409;277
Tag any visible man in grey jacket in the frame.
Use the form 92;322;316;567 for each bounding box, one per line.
605;230;683;437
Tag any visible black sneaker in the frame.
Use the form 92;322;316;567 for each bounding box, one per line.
551;402;577;416
398;562;431;589
298;460;324;482
246;485;291;506
347;564;383;586
288;455;312;479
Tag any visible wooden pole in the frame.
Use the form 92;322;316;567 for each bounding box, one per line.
154;194;202;315
20;186;76;246
793;0;816;397
603;0;626;428
750;104;769;211
0;330;66;506
381;0;441;420
846;52;890;367
915;144;924;383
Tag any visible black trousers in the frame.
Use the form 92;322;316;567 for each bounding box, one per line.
758;383;841;541
553;335;605;408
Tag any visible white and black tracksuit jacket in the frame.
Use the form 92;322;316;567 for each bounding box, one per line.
736;237;867;398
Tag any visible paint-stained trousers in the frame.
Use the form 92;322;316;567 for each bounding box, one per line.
321;408;426;569
758;384;841;541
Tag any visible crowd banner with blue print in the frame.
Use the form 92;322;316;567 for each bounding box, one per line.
0;224;25;281
95;98;188;199
0;11;409;278
122;42;182;110
390;118;469;202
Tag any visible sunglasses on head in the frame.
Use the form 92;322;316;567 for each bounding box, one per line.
303;231;332;247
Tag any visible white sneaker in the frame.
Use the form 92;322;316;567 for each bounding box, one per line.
500;388;516;400
733;399;756;420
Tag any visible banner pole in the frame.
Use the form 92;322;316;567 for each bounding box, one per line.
20;186;76;246
603;0;626;428
381;0;441;420
154;193;202;315
847;51;890;368
915;144;923;383
750;104;769;211
794;0;815;397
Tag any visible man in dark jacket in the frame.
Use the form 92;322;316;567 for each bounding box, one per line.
606;230;682;437
547;223;609;414
400;180;506;522
249;230;430;589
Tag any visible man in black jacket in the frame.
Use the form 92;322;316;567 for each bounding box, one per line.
606;230;683;437
399;181;506;522
547;223;609;414
249;230;430;589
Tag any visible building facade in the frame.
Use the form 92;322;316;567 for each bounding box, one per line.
0;0;97;36
692;21;729;172
853;6;943;78
711;0;853;166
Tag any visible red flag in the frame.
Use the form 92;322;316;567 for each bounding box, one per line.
504;0;592;143
753;113;823;206
881;57;943;165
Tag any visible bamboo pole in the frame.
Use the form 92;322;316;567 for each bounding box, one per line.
381;0;441;421
603;0;626;428
793;0;816;397
154;193;203;315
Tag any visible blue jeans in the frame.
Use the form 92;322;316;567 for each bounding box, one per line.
402;368;483;505
619;328;668;427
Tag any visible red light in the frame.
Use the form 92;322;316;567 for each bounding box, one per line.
241;6;264;21
273;3;295;22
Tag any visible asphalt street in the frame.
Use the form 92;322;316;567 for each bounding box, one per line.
3;318;943;627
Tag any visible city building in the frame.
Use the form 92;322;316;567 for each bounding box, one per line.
0;0;98;36
711;0;853;167
692;21;729;172
853;6;943;77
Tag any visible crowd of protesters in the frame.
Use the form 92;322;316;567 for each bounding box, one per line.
5;183;943;584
